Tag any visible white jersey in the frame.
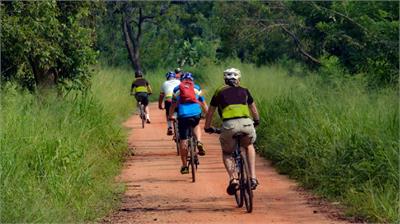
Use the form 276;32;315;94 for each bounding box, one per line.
161;79;180;101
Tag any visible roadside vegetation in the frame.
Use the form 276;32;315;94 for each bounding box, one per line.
196;61;399;223
0;69;133;222
1;1;398;223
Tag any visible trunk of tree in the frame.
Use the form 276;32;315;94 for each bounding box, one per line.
122;16;142;73
28;56;56;89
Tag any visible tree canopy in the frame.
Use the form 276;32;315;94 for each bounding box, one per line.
1;1;398;90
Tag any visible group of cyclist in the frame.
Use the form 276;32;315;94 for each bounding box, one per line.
130;67;260;195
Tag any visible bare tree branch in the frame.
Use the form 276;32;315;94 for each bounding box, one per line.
280;25;321;65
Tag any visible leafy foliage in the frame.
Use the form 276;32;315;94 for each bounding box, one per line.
1;1;98;91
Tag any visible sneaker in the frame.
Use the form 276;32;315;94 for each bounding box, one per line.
226;178;239;195
146;119;151;124
167;127;173;135
180;166;189;174
197;141;206;156
250;178;259;190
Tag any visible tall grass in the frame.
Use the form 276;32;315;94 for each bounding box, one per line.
194;61;399;223
0;68;134;222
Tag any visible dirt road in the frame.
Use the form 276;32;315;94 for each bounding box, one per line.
103;103;346;224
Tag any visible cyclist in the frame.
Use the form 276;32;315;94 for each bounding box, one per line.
204;68;260;195
130;70;152;123
168;72;208;174
175;67;183;80
159;71;180;135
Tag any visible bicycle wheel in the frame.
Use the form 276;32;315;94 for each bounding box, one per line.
173;122;179;155
235;169;243;208
189;139;196;182
140;104;145;128
242;154;253;213
193;139;199;169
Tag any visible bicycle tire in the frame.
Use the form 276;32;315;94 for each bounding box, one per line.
140;104;145;128
235;169;243;208
189;139;196;182
242;154;253;213
173;122;179;155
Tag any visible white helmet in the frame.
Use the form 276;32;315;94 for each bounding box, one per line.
223;68;241;80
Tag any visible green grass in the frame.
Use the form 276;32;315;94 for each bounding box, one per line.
1;64;397;223
193;61;399;223
0;68;134;222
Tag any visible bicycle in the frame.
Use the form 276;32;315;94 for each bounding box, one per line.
211;128;253;213
138;102;146;128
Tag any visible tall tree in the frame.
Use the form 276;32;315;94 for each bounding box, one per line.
1;1;98;90
106;2;168;74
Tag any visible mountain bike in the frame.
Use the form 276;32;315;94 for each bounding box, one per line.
211;128;253;213
187;127;199;182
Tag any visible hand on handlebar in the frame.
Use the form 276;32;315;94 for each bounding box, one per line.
253;119;260;127
204;127;221;134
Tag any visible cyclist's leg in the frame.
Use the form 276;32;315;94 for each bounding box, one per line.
141;93;150;121
238;118;258;188
178;117;190;167
220;119;238;180
165;101;173;134
246;144;257;179
191;116;205;155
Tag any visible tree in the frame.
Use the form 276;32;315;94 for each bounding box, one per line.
104;2;168;74
1;1;98;91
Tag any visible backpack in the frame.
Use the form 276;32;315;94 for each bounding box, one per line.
179;80;197;103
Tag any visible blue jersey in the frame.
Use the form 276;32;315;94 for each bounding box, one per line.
173;83;205;118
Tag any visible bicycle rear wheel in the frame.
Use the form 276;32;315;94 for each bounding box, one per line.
173;121;179;155
140;104;145;128
189;139;196;182
242;154;253;213
235;169;243;208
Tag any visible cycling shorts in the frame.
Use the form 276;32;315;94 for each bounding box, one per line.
178;115;200;140
219;118;256;154
135;92;149;106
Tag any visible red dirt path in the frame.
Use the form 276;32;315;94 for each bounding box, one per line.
102;103;347;224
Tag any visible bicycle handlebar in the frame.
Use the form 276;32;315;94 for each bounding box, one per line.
205;127;221;134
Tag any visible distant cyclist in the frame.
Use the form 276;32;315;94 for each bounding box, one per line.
175;67;183;80
159;71;180;135
130;70;152;123
204;68;260;194
168;72;208;174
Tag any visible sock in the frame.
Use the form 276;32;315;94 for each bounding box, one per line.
167;120;172;129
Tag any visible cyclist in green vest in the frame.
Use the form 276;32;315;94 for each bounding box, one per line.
204;68;260;195
130;71;152;123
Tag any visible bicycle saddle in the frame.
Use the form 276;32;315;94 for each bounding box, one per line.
232;132;248;138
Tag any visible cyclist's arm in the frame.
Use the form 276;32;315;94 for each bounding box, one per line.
204;106;216;129
168;102;177;119
248;102;260;121
130;83;135;95
158;92;164;109
198;96;208;113
147;85;153;94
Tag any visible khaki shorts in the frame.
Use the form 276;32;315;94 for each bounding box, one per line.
219;118;256;154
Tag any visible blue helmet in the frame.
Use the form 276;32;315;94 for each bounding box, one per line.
165;71;176;80
181;72;194;81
